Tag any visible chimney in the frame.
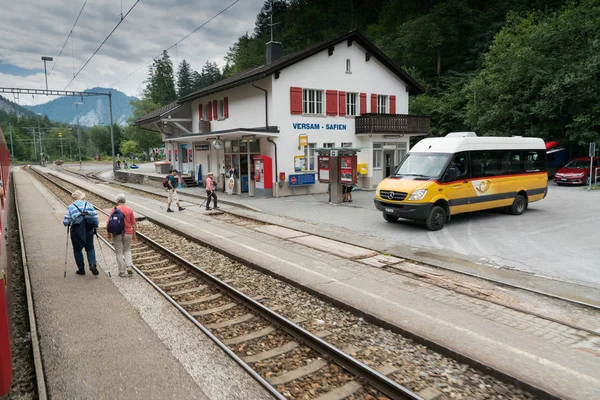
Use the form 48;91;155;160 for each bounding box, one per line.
266;41;282;64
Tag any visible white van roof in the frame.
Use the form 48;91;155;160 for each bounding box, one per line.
410;136;546;154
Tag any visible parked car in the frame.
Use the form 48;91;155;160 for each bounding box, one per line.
554;157;600;185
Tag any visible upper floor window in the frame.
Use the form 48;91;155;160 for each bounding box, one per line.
218;99;225;119
303;89;323;115
202;104;209;120
377;95;389;114
323;142;335;148
346;92;358;116
341;142;353;148
345;59;351;73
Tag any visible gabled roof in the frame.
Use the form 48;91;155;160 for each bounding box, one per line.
135;101;181;124
178;29;424;103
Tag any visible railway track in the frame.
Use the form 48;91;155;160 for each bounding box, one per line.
24;167;549;399
26;166;424;399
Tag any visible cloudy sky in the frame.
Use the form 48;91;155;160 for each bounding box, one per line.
0;0;265;105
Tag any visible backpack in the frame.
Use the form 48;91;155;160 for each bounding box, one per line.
72;202;97;228
162;175;171;188
107;207;125;235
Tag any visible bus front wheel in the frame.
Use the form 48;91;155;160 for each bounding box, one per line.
509;194;527;215
426;206;446;231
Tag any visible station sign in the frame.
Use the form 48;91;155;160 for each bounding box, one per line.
289;174;315;186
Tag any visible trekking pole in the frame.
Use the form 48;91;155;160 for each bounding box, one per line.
199;196;207;209
64;225;70;278
95;230;110;277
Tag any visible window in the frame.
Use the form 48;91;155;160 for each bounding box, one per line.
202;105;209;121
218;99;225;119
345;59;351;73
443;152;469;181
377;95;388;114
304;143;316;171
341;142;353;148
323;143;335;148
373;143;383;169
470;150;546;178
346;92;358;116
303;89;323;115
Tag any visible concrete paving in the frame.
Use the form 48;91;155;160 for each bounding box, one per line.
47;166;600;400
14;168;271;400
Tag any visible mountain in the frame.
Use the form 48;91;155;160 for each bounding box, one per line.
24;87;137;126
0;95;37;119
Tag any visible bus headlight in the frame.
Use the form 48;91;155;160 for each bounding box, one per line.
408;189;427;201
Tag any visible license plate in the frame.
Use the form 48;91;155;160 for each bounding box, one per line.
385;208;394;213
561;178;567;181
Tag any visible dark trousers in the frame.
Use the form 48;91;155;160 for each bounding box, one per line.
72;230;97;271
206;190;217;209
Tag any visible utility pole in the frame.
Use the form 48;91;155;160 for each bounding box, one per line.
41;56;53;91
108;92;116;175
8;123;13;159
36;113;43;165
59;132;64;159
75;102;82;170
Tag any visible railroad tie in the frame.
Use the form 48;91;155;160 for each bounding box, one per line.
192;302;237;317
145;264;178;273
179;293;222;306
267;359;328;385
312;362;398;400
223;327;276;345
152;270;187;280
167;285;208;296
138;260;169;268
135;254;163;263
159;277;197;289
205;314;255;329
243;341;300;363
131;249;153;256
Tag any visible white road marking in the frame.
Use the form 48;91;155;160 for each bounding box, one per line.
467;219;488;255
442;227;468;254
427;232;444;249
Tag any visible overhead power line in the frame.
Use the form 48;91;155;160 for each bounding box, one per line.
65;0;141;90
110;0;240;87
49;0;89;76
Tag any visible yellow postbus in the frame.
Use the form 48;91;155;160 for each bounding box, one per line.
374;132;548;230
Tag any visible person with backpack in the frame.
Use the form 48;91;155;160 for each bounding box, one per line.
62;190;99;276
106;194;136;277
163;169;185;213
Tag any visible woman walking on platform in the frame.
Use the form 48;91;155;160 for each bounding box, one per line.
205;172;219;210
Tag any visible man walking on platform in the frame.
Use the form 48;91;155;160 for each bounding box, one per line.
63;190;99;276
106;194;137;277
205;172;219;210
166;169;185;213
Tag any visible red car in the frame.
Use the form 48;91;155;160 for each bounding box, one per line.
554;157;600;185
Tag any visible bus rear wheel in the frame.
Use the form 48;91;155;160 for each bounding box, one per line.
426;206;446;231
383;213;399;222
509;194;527;215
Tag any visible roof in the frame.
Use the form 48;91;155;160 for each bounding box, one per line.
411;137;546;154
179;30;424;103
135;101;181;124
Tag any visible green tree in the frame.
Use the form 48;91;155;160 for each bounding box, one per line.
176;59;195;97
465;0;600;144
123;98;163;155
145;50;177;107
120;139;139;157
88;126;112;155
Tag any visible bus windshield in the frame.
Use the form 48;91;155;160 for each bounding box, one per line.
391;153;452;179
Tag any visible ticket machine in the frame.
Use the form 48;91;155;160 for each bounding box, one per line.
253;155;273;197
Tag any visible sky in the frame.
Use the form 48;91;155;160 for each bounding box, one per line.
0;0;265;105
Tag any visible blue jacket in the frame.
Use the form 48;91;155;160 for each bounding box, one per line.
63;200;99;227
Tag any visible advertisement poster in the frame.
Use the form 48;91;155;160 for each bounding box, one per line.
188;149;193;162
294;155;306;172
318;156;330;182
340;156;354;183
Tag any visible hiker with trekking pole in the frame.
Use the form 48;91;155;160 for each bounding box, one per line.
162;169;185;213
62;190;99;276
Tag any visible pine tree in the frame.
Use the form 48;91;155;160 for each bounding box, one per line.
146;50;177;106
176;59;195;97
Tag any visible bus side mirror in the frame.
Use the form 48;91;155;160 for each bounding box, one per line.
446;167;459;181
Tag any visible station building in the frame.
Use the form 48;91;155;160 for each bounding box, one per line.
136;30;430;196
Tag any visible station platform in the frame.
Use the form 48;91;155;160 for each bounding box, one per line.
46;166;600;399
13;168;272;400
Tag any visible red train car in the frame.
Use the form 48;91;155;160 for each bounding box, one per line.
0;124;13;395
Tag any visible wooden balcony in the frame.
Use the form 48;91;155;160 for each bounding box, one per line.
198;120;211;134
355;113;430;135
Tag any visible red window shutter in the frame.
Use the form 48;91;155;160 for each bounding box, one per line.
198;104;203;120
290;87;303;114
338;91;346;116
371;94;377;113
360;93;367;114
326;90;338;116
224;97;229;118
390;95;396;114
207;102;213;121
212;100;218;120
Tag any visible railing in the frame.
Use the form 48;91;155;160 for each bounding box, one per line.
355;113;430;135
198;120;211;134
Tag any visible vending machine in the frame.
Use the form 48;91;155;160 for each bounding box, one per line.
253;155;273;197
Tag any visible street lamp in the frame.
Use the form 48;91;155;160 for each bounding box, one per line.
75;101;82;170
41;56;53;92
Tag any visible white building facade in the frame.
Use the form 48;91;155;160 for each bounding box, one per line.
137;30;430;197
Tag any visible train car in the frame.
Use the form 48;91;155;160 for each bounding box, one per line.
0;124;13;395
